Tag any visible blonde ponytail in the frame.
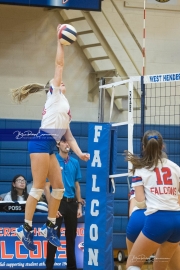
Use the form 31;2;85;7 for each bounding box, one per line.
10;83;46;103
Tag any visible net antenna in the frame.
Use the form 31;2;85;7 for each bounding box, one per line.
142;0;146;76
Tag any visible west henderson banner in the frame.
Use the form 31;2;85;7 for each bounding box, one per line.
0;223;84;269
144;72;180;84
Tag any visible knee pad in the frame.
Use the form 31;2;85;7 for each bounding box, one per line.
127;267;141;270
51;188;64;200
29;188;44;201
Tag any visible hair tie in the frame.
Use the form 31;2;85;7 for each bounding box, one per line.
147;135;158;141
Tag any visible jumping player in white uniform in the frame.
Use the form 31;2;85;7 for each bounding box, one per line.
11;25;90;251
125;130;180;270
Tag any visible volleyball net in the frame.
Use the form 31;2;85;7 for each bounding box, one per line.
100;72;180;176
137;73;180;165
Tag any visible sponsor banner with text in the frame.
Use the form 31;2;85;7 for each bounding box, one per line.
0;223;84;269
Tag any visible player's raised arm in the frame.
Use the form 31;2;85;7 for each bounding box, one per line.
53;25;64;88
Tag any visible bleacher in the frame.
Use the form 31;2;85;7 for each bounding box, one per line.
0;119;180;254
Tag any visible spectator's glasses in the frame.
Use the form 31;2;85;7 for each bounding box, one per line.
15;179;26;184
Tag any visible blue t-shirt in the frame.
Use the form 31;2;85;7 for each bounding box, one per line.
56;153;82;198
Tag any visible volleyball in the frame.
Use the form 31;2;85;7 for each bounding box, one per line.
58;24;77;46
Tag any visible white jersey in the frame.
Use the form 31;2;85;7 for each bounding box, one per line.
40;84;71;141
132;158;180;215
4;192;25;202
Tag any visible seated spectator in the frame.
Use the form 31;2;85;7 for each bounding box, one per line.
0;192;11;201
4;175;28;201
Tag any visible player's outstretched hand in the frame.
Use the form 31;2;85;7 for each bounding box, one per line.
80;153;90;161
57;24;63;42
57;24;61;34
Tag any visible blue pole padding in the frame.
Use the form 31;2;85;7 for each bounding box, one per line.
83;123;116;270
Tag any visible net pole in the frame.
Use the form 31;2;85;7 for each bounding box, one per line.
141;1;146;148
98;77;105;122
141;76;145;155
142;0;146;76
128;81;133;171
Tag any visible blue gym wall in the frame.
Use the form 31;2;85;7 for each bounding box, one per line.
0;118;180;253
